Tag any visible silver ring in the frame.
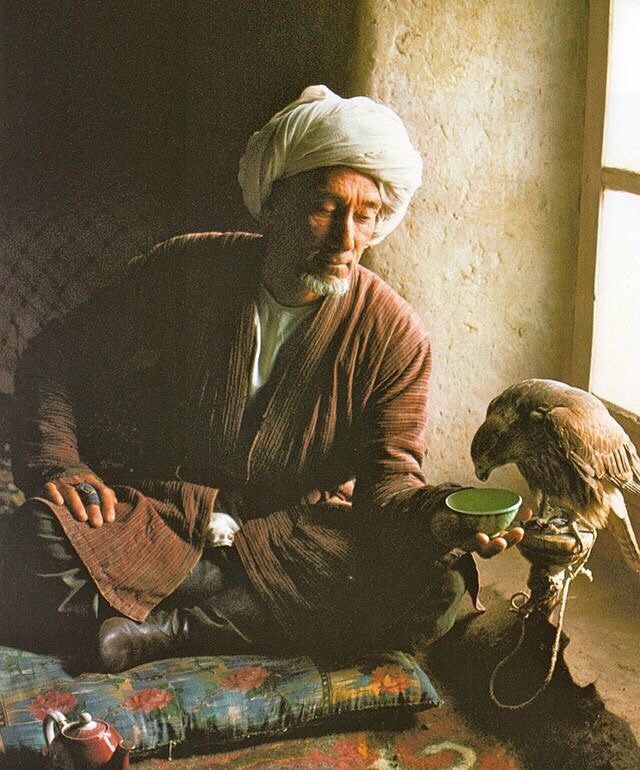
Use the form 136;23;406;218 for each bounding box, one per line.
74;482;101;507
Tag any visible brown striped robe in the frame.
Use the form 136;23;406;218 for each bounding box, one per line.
12;232;461;651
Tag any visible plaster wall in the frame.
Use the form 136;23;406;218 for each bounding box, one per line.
353;0;587;495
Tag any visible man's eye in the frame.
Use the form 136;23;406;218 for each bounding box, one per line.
355;212;375;224
314;205;336;216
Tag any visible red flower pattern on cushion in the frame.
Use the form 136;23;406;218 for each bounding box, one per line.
123;688;174;713
370;665;413;695
28;691;78;721
223;666;270;692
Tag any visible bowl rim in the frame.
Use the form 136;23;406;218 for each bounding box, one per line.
445;487;522;515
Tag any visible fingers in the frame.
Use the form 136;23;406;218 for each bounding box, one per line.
474;503;531;558
43;481;65;507
474;524;525;559
497;525;525;548
42;479;92;522
97;483;117;524
85;503;104;528
475;532;507;559
41;474;118;528
69;481;102;526
516;504;533;522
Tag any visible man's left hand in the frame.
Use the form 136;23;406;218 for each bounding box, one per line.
474;504;532;559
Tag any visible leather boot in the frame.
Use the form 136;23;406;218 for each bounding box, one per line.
98;609;189;673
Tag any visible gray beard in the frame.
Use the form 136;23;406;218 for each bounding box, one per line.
301;272;351;298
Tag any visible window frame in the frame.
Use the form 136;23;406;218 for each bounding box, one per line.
572;0;640;517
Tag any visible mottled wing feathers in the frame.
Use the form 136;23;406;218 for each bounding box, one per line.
475;379;640;498
474;379;640;572
540;401;640;499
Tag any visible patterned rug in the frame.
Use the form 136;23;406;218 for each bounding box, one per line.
132;703;522;769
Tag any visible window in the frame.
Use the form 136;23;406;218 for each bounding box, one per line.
573;0;640;457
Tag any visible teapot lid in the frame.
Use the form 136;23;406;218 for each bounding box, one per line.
63;712;107;740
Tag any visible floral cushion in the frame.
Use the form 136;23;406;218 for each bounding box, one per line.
0;645;440;762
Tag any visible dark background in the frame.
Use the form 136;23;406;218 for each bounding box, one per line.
0;0;358;390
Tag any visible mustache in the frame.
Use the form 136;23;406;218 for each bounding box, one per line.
309;251;352;265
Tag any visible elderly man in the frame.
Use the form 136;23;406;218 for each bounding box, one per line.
5;86;524;672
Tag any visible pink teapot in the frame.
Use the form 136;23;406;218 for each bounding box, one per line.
43;710;130;770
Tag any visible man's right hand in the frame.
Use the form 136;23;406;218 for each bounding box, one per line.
43;472;118;528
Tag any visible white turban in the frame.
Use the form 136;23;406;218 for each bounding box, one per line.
238;85;423;246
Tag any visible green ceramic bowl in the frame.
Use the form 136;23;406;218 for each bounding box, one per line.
445;488;522;537
430;488;522;550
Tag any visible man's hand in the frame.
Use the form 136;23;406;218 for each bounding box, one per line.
43;473;118;528
473;504;532;559
206;511;241;547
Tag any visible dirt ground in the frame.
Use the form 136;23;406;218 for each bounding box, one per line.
423;533;640;769
481;530;640;741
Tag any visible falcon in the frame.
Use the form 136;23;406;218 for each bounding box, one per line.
471;378;640;573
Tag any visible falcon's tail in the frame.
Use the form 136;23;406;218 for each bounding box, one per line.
607;490;640;575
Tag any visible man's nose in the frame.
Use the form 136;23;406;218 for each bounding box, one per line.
330;214;356;251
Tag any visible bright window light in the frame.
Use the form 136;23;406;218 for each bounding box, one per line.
603;0;640;171
591;189;640;414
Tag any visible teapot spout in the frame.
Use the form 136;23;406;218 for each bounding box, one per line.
106;741;131;769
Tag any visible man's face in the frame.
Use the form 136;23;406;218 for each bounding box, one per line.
262;166;382;304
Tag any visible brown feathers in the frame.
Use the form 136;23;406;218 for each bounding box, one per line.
471;379;640;573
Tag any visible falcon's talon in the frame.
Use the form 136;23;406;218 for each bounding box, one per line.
471;378;640;577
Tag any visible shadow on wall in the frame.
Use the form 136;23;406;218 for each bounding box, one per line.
0;0;358;391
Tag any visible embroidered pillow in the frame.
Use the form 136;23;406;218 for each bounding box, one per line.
0;645;440;762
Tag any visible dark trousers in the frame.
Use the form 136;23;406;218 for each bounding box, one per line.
0;501;272;659
0;500;466;663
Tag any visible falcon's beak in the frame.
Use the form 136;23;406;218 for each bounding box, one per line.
474;465;492;482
